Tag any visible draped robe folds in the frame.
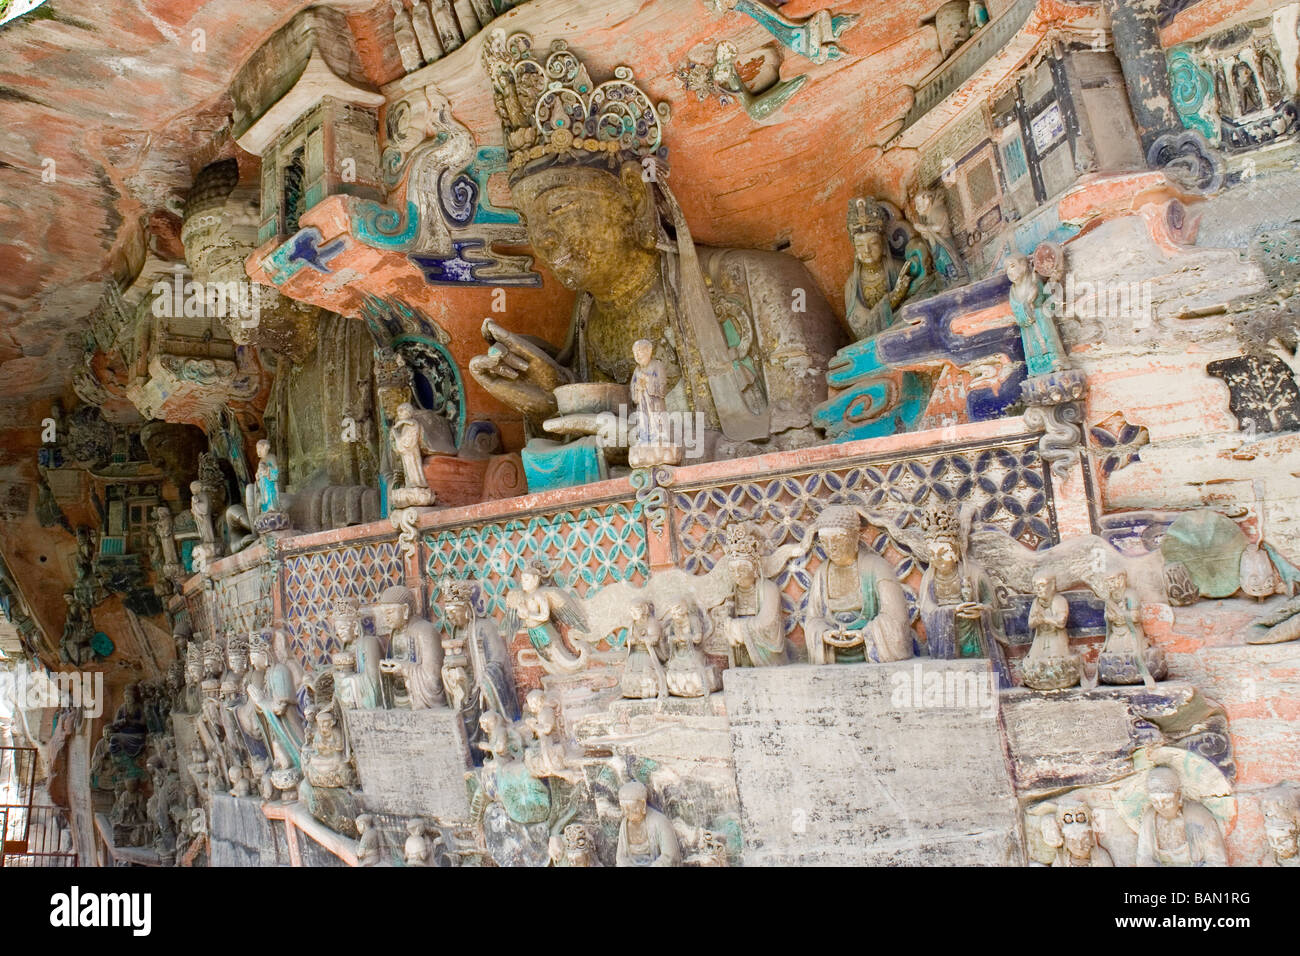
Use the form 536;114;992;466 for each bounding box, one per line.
724;578;788;667
844;259;900;341
616;807;682;867
919;566;1012;688
1136;801;1228;867
450;618;518;743
351;631;386;710
804;548;913;664
250;663;306;766
395;619;447;710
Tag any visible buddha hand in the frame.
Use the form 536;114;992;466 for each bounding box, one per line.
469;319;574;423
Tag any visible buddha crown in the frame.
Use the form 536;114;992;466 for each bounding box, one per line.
847;197;887;234
724;523;763;562
920;503;960;545
439;578;478;604
482;29;669;180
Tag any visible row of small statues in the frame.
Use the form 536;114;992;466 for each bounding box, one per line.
494;503;1170;694
356;780;713;868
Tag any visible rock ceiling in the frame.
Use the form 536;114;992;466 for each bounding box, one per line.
0;0;1258;483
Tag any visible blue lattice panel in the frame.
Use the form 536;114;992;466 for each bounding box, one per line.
422;501;649;628
281;539;406;668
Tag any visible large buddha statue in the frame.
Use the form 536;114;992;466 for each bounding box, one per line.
470;31;845;453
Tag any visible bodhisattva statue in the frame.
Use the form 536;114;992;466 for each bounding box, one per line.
804;506;913;664
435;579;518;749
1135;766;1228;867
1020;573;1082;690
717;523;788;667
221;635;271;775
1006;255;1069;378
1096;571;1168;688
247;631;306;766
304;708;355;790
621;601;667;700
844;198;912;340
332;600;384;709
388;402;438;509
190;481;219;558
628;338;683;467
615;780;681;867
917;504;1012;686
523;688;580;783
374;585;446;710
472;30;842;449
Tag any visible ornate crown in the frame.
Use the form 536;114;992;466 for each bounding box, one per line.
439;578;478;604
482;29;669;180
332;599;360;625
920;504;961;545
724;523;763;562
847;197;887;234
248;631;271;657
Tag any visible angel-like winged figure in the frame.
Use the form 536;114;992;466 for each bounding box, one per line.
503;560;590;675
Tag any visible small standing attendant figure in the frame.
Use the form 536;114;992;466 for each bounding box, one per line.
1019;573;1082;690
1006;255;1069;378
628;339;683;467
253;439;290;532
388;402;438;508
1096;571;1167;688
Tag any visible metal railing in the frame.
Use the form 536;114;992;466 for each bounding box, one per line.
0;746;76;866
1;805;77;867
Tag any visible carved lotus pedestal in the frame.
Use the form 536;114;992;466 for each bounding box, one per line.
1018;653;1083;691
1097;647;1169;685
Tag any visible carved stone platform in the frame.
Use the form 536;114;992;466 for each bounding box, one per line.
725;660;1023;865
1000;681;1233;793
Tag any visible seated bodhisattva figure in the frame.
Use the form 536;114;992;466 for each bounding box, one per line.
803;506;913;664
470;30;843;452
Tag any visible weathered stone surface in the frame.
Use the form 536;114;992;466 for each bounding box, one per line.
1002;691;1141;791
725;661;1023;866
347;707;471;819
209;794;285;867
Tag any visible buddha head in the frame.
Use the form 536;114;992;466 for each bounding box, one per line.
1032;573;1057;603
511;161;659;301
1146;767;1184;821
484;30;668;303
816;506;862;567
619;779;649;824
